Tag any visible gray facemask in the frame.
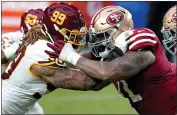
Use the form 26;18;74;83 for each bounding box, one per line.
161;27;177;55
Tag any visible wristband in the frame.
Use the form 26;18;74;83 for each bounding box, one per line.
65;51;81;66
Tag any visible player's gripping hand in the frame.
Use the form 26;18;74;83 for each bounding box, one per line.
45;40;65;58
114;30;133;53
45;40;81;66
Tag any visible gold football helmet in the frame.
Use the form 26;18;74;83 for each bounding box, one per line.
88;5;134;58
161;5;177;55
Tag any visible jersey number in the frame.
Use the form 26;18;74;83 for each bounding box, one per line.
51;11;66;25
118;80;142;103
24;14;38;26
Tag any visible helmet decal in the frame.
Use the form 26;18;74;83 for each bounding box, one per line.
161;5;177;55
106;11;124;25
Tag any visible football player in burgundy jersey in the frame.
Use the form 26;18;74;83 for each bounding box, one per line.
34;5;177;114
161;5;176;56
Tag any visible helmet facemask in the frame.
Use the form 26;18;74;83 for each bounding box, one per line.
52;24;88;52
88;28;116;58
161;27;177;55
60;27;87;52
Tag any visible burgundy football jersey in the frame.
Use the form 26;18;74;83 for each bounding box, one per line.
114;28;177;114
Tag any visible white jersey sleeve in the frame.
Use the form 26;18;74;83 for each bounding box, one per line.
2;31;23;59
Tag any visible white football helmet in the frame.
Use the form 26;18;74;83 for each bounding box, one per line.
88;5;134;58
161;5;177;55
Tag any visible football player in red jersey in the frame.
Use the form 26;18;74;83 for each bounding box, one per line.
161;5;177;56
37;5;177;114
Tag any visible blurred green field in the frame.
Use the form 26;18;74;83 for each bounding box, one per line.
39;84;137;114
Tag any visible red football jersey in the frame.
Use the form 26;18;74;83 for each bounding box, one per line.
114;28;177;114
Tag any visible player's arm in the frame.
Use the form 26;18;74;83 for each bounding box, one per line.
46;41;155;82
30;64;100;91
43;50;153;91
76;29;157;82
60;52;98;69
76;50;155;82
82;51;101;60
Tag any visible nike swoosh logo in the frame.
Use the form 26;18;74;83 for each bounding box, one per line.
137;30;144;33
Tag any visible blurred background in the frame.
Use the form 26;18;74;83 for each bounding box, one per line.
1;1;176;114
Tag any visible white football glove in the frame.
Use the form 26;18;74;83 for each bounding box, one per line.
59;43;81;66
114;30;133;53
